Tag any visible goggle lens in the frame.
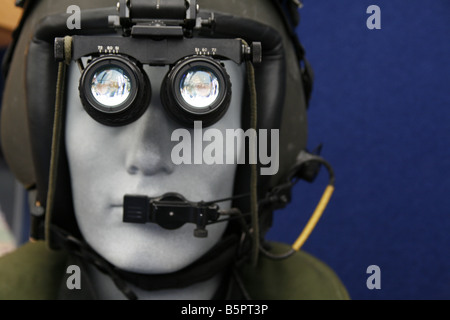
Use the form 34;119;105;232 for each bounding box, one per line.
91;67;132;108
180;68;220;109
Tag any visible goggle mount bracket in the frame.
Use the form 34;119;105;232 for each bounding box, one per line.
108;0;209;38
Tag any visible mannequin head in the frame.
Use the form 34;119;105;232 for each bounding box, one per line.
65;61;245;273
1;0;311;299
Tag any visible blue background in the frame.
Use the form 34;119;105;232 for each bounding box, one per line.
267;0;449;300
0;0;448;301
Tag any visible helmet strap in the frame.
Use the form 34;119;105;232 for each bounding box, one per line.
50;225;240;300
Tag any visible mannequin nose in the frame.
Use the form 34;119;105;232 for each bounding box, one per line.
125;106;175;176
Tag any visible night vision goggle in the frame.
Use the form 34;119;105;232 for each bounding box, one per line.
55;0;262;127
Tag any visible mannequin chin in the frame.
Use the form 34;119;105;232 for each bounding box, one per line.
65;60;245;275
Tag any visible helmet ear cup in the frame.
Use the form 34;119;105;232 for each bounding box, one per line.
160;56;232;128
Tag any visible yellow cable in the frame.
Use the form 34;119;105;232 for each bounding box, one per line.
292;184;335;251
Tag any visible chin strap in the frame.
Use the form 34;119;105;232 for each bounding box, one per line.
51;225;138;300
50;225;240;300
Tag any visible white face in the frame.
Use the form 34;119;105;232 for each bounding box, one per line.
65;60;245;274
